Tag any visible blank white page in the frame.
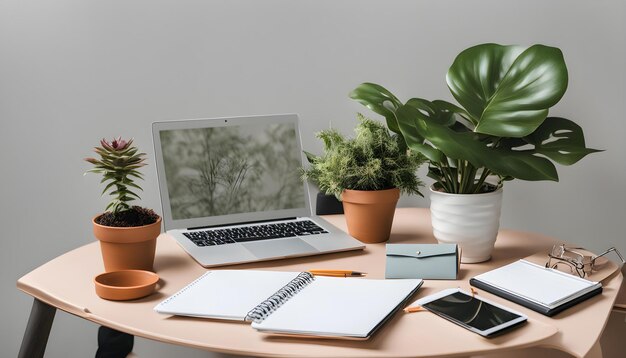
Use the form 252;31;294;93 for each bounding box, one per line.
154;270;300;320
473;260;599;307
251;277;422;338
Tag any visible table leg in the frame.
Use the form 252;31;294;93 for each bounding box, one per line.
583;340;603;358
18;298;57;358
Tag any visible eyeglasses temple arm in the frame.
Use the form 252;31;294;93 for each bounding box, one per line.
594;247;626;265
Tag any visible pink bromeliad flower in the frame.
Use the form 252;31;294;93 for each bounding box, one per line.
100;137;132;151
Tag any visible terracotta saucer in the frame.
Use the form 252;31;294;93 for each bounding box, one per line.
94;270;159;301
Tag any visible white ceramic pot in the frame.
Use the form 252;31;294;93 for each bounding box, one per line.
429;186;503;263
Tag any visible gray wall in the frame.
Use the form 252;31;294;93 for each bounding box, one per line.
2;0;624;357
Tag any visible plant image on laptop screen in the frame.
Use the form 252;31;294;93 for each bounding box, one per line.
159;122;305;220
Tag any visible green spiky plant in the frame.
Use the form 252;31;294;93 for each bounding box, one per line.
302;114;426;199
85;137;158;227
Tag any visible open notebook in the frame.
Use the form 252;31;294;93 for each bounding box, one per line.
154;270;422;339
470;260;602;316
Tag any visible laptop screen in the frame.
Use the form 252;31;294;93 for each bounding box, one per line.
153;114;311;230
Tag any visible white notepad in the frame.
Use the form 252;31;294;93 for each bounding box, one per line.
473;260;600;308
155;270;422;339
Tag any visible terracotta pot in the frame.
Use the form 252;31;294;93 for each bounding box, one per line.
93;216;162;272
341;188;399;244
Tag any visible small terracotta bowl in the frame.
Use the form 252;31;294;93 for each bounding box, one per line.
94;270;159;301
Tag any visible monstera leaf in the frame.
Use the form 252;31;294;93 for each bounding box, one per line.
396;105;559;181
524;117;602;165
447;44;568;137
349;83;403;134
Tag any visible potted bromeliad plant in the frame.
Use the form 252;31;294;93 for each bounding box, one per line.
85;137;161;272
351;43;600;262
302;114;426;243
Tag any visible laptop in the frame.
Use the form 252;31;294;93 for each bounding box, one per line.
152;114;365;267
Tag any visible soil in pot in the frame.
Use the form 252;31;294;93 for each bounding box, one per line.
95;206;159;227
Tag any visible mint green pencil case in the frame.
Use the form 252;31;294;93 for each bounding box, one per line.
385;244;460;280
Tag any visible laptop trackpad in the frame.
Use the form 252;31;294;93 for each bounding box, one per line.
243;238;319;259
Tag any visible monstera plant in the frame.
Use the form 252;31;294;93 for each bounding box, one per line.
350;43;600;262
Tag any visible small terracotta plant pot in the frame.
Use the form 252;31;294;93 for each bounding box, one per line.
341;188;400;244
93;216;162;272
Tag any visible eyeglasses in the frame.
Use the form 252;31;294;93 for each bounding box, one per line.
545;244;625;278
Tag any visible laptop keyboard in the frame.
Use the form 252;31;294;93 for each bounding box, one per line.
183;220;329;247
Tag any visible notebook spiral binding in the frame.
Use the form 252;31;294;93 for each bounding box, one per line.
245;272;315;323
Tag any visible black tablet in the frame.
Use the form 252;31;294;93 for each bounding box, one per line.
413;288;527;337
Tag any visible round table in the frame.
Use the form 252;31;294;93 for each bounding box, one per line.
17;208;622;357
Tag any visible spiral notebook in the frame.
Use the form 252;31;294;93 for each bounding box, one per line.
154;270;422;339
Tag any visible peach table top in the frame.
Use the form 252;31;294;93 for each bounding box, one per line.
17;208;622;357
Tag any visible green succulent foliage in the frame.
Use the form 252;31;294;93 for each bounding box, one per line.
302;114;426;200
85;138;146;213
350;43;601;194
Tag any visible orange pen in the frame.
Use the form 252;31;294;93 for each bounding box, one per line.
404;305;427;313
308;270;367;277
